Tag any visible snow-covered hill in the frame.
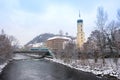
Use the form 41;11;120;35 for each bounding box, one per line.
25;33;75;47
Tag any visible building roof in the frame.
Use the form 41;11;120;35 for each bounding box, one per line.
77;19;83;23
47;36;71;41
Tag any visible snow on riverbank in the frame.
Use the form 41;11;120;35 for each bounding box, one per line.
0;54;31;73
12;54;32;60
46;58;120;79
0;62;8;73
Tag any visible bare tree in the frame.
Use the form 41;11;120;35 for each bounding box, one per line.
59;30;63;36
117;9;120;21
62;40;76;63
85;30;101;63
95;7;108;64
116;9;120;55
105;20;120;64
65;32;68;36
0;30;13;63
9;35;19;51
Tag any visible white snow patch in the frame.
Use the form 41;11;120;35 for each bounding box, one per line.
47;36;71;41
26;54;40;57
13;54;31;60
0;62;8;73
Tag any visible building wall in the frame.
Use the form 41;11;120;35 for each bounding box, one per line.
77;19;85;48
46;38;69;52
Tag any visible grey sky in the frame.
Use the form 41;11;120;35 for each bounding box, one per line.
0;0;120;45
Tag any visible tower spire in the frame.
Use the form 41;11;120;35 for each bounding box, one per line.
79;10;81;18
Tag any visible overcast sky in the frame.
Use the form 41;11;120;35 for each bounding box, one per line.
0;0;120;45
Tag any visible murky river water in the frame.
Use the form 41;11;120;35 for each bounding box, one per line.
0;59;105;80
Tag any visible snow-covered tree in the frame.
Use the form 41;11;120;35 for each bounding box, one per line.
0;29;14;63
95;7;108;64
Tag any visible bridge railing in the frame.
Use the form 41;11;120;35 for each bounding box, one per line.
13;49;55;59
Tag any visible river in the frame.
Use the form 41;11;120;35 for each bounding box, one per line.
0;58;106;80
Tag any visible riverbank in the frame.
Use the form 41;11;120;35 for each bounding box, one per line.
46;58;120;80
0;62;8;73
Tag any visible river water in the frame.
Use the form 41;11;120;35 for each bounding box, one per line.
0;58;106;80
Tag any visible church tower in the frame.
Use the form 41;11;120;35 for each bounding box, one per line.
77;12;85;48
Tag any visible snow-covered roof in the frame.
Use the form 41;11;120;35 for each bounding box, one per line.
47;36;71;41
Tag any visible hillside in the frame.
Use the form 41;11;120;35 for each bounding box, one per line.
26;33;56;46
25;33;76;47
